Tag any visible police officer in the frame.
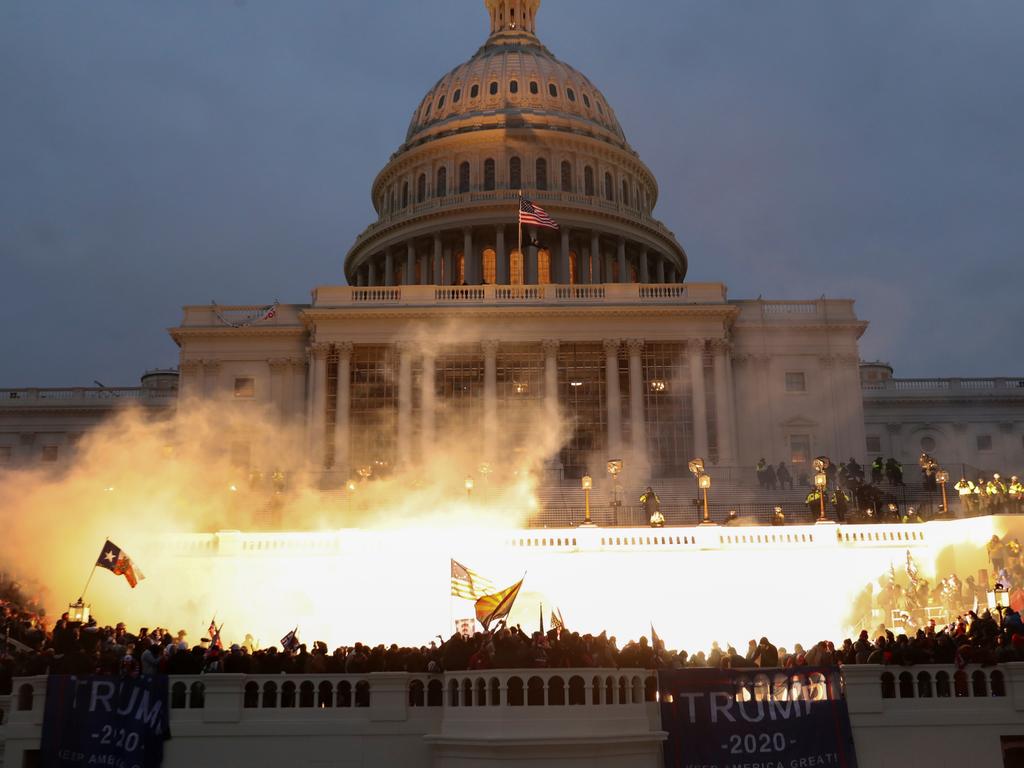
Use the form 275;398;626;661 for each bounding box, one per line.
954;477;976;515
1009;476;1023;513
640;486;662;527
871;456;885;485
831;487;851;523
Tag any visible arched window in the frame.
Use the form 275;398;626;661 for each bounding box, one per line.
584;166;595;196
509;157;522;190
567;88;576;102
436;166;447;197
604;172;614;201
509;80;519;94
621;180;630;206
401;181;409;209
536;158;548;190
437;95;445;110
470;83;480;99
459;162;470;194
548;83;558;98
583;93;591;108
483;247;496;284
453;88;461;103
416;173;426;203
530;81;539;95
560;160;572;192
489;81;498;95
484;158;496;191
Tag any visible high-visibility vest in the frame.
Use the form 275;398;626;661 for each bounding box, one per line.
1009;482;1023;496
955;480;974;497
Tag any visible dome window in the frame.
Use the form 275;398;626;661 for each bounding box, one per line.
536;158;548;191
548;83;558;98
567;88;576;102
489;81;499;96
453;88;461;104
583;93;591;109
509;80;519;94
459;162;471;194
509;157;522;190
529;81;539;95
470;84;480;99
436;166;447;198
560;161;573;193
597;101;604;115
484;158;496;191
437;95;445;110
604;172;614;202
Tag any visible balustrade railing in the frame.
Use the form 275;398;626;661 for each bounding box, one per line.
0;387;175;404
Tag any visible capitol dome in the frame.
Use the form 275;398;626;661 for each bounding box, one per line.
344;0;687;288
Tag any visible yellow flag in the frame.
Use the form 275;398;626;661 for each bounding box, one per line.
474;578;524;630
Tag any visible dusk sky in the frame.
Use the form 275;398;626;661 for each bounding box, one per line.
2;0;1022;385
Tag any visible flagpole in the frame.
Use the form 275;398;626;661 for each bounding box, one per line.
517;189;523;266
79;564;98;602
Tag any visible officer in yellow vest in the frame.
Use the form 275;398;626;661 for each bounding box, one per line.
954;477;976;515
1008;476;1023;513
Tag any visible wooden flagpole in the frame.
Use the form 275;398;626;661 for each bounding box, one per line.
517;189;523;265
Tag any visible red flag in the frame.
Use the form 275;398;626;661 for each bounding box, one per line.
96;540;144;589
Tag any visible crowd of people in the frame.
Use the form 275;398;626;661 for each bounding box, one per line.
4;599;1024;692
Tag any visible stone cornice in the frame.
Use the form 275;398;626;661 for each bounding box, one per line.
298;304;738;325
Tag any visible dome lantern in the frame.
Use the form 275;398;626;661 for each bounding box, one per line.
484;0;540;37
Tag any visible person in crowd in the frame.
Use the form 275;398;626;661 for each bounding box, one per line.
764;462;778;492
885;458;904;486
640;486;662;527
776;462;792;490
871;456;885;485
989;535;1007;574
831;487;850;523
955;477;976;515
756;458;768;489
805;487;824;520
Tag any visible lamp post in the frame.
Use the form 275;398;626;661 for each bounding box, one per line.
346;479;357;514
814;471;828;522
581;475;593;526
465;476;474;498
698;472;712;524
936;469;950;515
607;460;623;524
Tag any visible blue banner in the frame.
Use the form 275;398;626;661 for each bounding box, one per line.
40;675;170;768
658;667;858;768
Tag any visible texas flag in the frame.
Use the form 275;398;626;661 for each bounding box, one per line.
96;540;144;588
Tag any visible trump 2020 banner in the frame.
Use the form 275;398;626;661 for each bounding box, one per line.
658;667;858;768
40;675;171;768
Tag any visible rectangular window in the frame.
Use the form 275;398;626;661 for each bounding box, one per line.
977;434;993;451
41;445;59;462
234;377;255;398
866;436;881;454
790;434;811;465
0;446;11;463
785;372;806;392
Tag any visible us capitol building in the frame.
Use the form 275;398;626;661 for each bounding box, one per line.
2;0;1021;484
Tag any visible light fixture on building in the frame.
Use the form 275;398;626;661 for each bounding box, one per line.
812;456;830;473
465;476;474;497
936;469;950;514
607;459;623;511
358;465;373;481
570;380;583;388
650;379;667;393
814;471;828;522
478;462;492;478
346;479;357;493
688;458;705;477
698;472;713;525
581;475;594;527
228;484;238;493
513;381;528;394
103;485;115;492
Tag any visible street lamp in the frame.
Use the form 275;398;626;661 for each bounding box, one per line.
814;471;828;522
936;469;950;514
698;472;712;525
581;475;594;526
465;476;474;498
607;459;623;513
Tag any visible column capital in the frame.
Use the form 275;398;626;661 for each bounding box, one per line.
335;341;354;358
542;339;560;355
626;338;645;355
395;340;416;355
602;338;622;355
481;339;500;356
708;338;732;355
685;339;707;354
308;343;332;360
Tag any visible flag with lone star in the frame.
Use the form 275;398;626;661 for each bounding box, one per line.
96;540;144;588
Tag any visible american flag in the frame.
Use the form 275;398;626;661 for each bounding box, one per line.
519;198;559;230
451;559;495;600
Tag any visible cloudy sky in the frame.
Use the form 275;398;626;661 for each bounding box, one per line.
2;0;1022;385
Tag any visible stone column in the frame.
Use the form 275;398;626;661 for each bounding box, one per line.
268;358;290;423
308;343;331;469
627;339;647;462
590;232;602;284
688;339;709;459
368;258;378;287
406;241;416;286
397;342;413;466
483;340;499;460
178;359;201;403
201;360;221;398
421;353;436;454
559;227;571;284
639;251;650;283
604;339;623;455
333;342;353;474
543;339;559;422
443;245;453;286
433;234;443;285
656;256;666;284
384;249;395;286
617;237;628;283
710;340;736;466
495;226;508;285
463;228;475;285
